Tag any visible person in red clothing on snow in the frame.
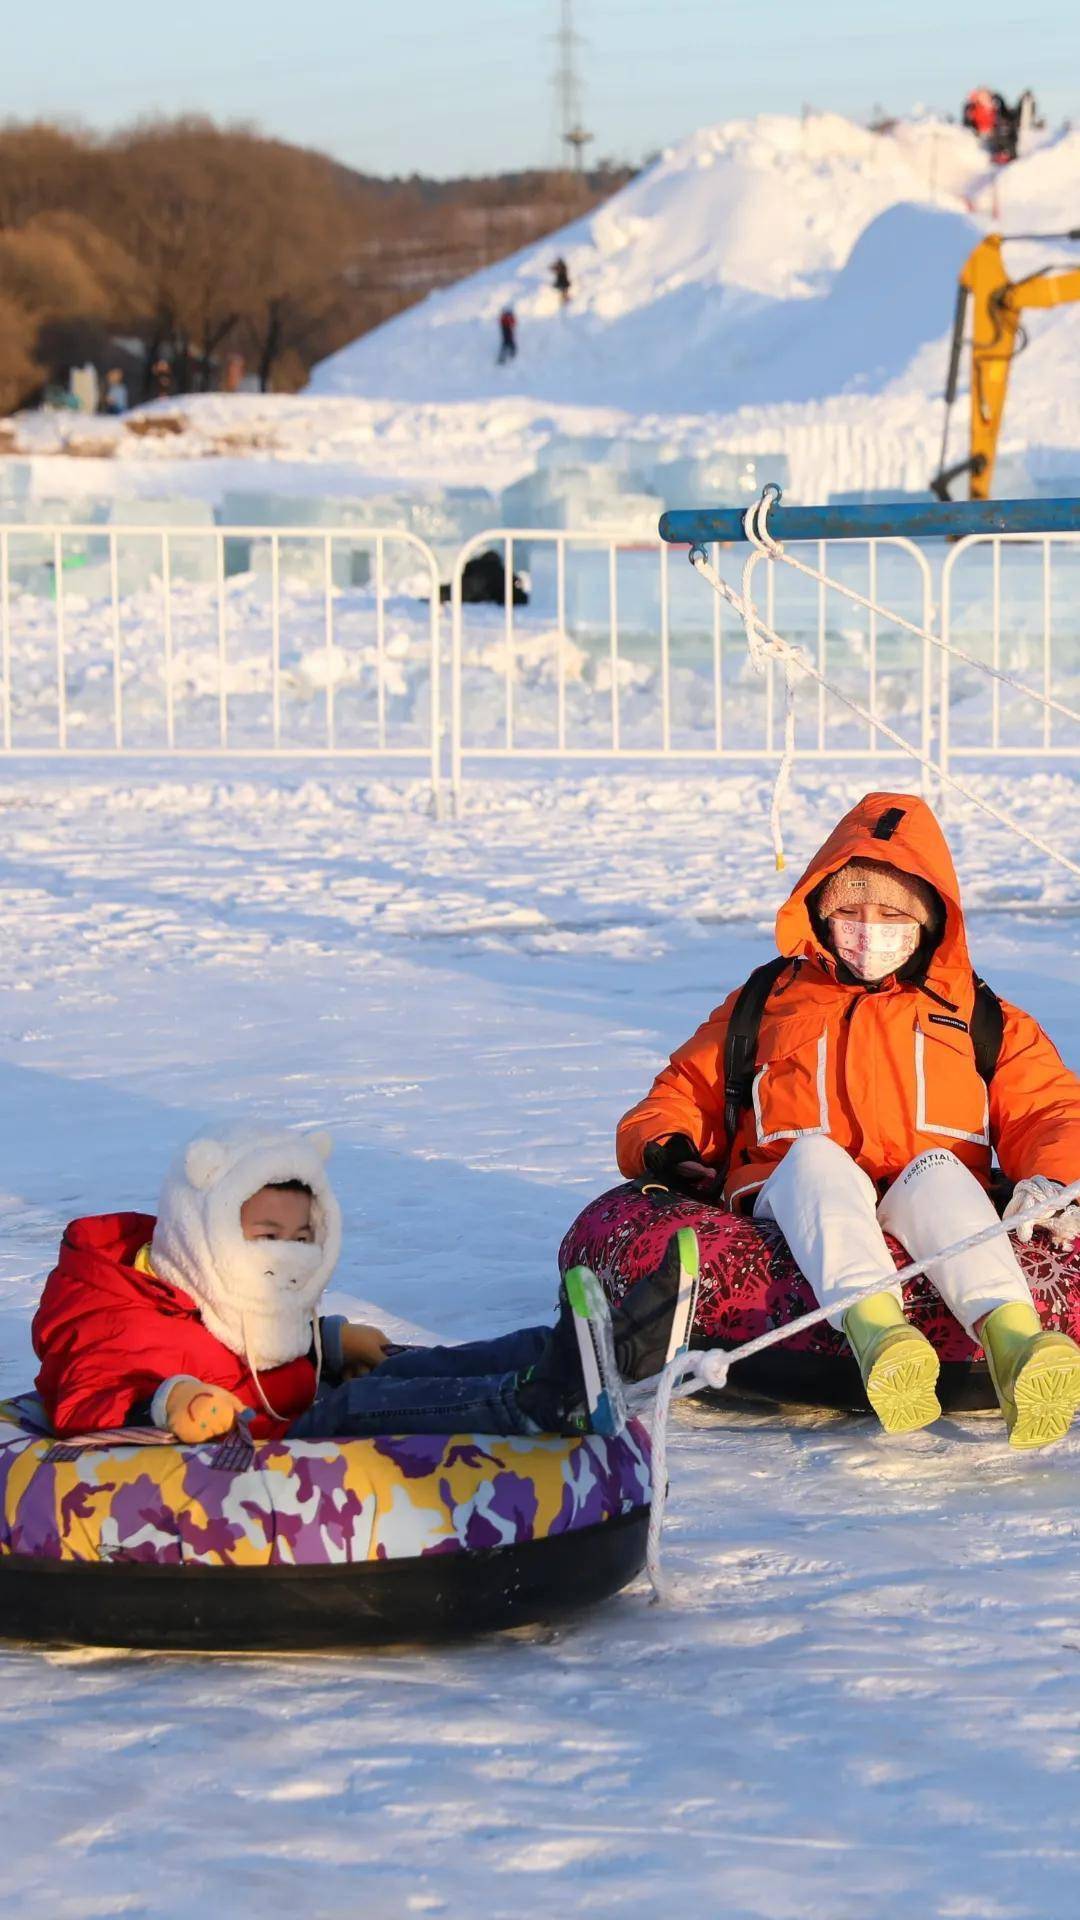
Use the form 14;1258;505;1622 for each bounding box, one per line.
33;1122;694;1444
33;1125;373;1440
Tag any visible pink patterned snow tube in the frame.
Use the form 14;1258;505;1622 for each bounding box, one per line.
559;1183;1080;1412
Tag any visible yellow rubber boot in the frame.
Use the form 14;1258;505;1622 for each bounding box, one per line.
843;1290;942;1435
981;1302;1080;1449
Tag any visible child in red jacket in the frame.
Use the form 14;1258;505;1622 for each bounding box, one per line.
34;1124;364;1440
33;1122;695;1444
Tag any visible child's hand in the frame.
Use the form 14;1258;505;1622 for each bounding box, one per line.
340;1322;392;1376
165;1380;246;1442
642;1134;722;1197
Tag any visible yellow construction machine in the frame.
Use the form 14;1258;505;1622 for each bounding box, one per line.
931;229;1080;501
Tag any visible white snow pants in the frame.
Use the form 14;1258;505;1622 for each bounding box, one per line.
752;1137;1034;1337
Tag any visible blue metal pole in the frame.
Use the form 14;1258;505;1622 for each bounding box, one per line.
659;497;1080;546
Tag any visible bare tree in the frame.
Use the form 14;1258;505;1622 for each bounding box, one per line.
0;122;86;231
0;293;40;413
0;112;635;414
229;140;357;389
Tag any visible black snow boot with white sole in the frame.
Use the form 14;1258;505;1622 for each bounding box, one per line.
612;1227;701;1384
516;1265;628;1437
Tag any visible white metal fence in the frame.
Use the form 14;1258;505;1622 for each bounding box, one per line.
449;528;935;798
0;518;1076;801
0;523;441;788
940;531;1080;771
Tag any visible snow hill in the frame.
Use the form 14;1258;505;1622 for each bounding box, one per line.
310;112;1080;484
11;111;1080;511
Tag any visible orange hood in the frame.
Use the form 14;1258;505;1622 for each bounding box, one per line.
774;792;970;988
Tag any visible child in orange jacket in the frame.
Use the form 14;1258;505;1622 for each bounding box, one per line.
617;792;1080;1447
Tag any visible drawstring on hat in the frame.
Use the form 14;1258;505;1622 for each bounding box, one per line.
241;1309;323;1424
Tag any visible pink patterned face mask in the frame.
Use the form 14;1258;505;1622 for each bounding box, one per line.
828;915;920;981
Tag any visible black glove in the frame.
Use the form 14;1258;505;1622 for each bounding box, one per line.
641;1135;724;1200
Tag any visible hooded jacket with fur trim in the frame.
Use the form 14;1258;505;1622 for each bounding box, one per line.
616;792;1080;1210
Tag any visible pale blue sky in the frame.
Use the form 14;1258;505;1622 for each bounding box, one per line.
6;0;1077;177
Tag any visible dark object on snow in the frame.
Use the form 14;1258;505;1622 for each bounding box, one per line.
497;307;517;363
551;256;571;303
440;549;529;607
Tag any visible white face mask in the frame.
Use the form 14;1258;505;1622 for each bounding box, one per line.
829;915;920;982
153;1215;328;1371
213;1236;326;1371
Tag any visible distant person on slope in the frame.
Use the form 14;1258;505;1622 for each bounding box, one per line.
963;87;1035;164
962;87;1000;141
497;307;518;363
551;256;571;305
616;791;1080;1449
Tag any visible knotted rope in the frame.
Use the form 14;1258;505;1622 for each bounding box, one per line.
688;493;1080;886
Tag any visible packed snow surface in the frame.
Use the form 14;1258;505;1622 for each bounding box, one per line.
9;112;1080;511
315;114;993;413
4;762;1080;1915
304;111;1080;497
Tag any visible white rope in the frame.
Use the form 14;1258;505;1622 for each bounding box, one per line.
643;1354;679;1602
738;485;798;870
641;1175;1080;1599
242;1310;322;1424
768;673;798;872
688;543;1080;886
749;524;1080;737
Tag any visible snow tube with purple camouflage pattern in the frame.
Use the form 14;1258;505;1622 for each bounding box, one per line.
0;1393;652;1650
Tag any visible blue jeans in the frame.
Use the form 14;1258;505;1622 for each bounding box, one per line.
287;1325;550;1439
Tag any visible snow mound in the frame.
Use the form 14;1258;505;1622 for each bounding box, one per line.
730;202;981;406
310;112;1080;430
311;114;986;411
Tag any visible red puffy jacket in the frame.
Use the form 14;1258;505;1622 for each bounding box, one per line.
32;1213;318;1439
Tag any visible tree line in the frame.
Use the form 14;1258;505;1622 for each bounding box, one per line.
0;117;632;416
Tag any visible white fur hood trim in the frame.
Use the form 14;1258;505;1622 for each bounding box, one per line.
149;1123;343;1370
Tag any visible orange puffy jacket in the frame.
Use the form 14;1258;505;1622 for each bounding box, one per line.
616;791;1080;1210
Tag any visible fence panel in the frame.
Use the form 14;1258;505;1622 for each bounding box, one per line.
0;523;443;795
7;516;1078;800
940;532;1080;771
449;528;934;800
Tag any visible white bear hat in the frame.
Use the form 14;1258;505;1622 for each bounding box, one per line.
150;1122;343;1373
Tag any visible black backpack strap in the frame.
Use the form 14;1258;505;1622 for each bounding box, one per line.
971;976;1004;1084
720;963;1002;1174
722;957;794;1152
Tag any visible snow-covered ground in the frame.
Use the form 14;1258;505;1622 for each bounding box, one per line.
304;111;1080;498
9;112;1080;514
5;98;1080;1914
4;762;1080;1917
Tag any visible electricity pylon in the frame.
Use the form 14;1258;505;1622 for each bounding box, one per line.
554;0;592;172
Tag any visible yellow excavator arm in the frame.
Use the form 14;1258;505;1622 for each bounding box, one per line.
931;232;1080;501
